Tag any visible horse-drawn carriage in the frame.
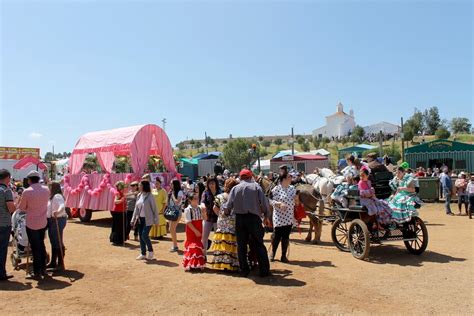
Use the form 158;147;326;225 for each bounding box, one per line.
258;168;428;261
328;171;428;260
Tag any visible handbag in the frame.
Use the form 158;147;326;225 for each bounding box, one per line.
164;193;181;221
294;203;306;223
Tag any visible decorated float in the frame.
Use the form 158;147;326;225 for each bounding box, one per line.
65;124;179;222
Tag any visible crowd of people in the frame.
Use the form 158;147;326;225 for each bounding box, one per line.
1;154;473;282
0;169;67;281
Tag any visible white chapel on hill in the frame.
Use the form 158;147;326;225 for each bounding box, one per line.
312;102;356;139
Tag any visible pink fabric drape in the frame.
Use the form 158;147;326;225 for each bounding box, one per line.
97;152;115;173
69;153;87;174
69;124;176;175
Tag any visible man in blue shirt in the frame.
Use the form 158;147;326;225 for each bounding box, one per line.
439;168;454;215
223;169;271;278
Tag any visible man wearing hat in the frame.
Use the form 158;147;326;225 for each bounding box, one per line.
366;153;388;174
223;169;271;277
18;170;50;279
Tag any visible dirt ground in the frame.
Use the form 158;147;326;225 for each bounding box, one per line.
1;204;473;315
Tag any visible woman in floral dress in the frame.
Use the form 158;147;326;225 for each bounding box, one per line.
209;178;239;271
388;166;421;224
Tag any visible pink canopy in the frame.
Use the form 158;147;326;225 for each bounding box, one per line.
69;124;176;175
13;156;48;170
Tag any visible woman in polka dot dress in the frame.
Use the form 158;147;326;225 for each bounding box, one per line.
269;173;296;263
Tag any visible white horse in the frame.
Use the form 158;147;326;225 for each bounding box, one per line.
305;168;345;198
303;168;345;243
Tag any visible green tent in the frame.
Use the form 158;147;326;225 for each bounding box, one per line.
179;158;199;181
405;139;474;172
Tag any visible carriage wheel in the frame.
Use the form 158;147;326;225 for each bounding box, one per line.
331;219;350;252
348;219;370;260
79;208;93;222
404;216;428;255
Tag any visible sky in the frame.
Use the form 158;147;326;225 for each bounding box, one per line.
1;0;472;156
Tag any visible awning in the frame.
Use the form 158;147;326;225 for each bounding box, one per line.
13;156;48;170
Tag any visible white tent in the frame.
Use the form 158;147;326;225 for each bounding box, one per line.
363;122;400;135
252;159;271;172
310;149;331;156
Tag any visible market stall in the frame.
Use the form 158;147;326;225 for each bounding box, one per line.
405;139;474;172
179;158;199;181
270;154;329;173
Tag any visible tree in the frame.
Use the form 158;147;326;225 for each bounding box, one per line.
300;141;310;152
402;108;424;141
222;140;228;144
435;127;451;139
450;117;471;134
296;136;305;145
312;136;321;149
353;125;365;140
341;137;349;146
261;140;271;148
189;139;196;149
402;124;415;142
274;138;283;146
195;141;203;149
213;143;219;151
43;152;55;162
350;125;365;143
423;106;441;135
176;142;186;151
83;155;99;172
114;156;131;173
258;136;264;142
409;109;424;135
222;139;252;172
206;136;215;146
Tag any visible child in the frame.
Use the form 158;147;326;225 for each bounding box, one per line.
331;175;359;208
358;167;392;230
183;192;207;271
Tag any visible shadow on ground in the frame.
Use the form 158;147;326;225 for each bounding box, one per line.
368;245;466;267
0;280;33;291
250;269;306;287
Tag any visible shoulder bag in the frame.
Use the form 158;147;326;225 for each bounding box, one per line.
164;193;181;221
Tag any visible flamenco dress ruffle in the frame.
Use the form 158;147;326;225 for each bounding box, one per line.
183;220;206;270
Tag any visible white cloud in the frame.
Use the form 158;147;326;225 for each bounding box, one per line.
29;132;43;139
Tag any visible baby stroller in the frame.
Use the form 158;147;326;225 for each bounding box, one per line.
10;210;32;270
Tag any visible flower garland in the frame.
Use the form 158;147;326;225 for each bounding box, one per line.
64;173;133;197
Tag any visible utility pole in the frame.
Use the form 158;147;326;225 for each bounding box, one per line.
204;131;208;154
401;117;405;162
162;118;167;131
378;131;383;157
291;127;295;155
